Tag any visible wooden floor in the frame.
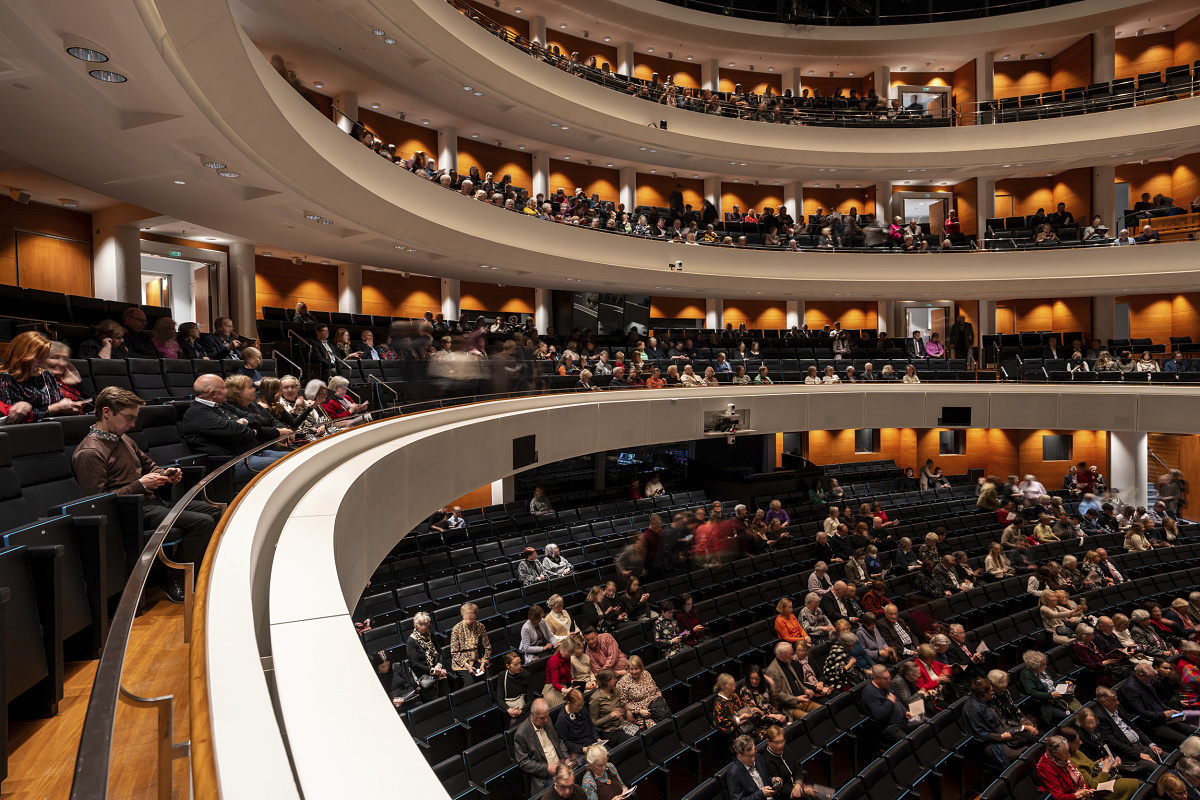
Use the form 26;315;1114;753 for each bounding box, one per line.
3;598;191;800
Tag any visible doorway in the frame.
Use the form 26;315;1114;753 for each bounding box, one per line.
895;300;954;343
895;84;951;119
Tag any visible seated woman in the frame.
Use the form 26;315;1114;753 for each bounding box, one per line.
924;332;945;358
372;649;417;710
319;375;372;427
497;652;537;727
619;576;651;621
1041;590;1083;646
774;598;809;648
986;669;1040;743
654;600;689;658
821;365;839;384
0;332;84;423
151;317;181;359
274;377;337;442
45;340;89;405
836;618;875;671
740;664;792;725
893;537;920;571
544;594;576;646
616;656;669;729
1131;608;1176;657
541;543;573;578
914;643;954;710
1017;649;1081;726
823;632;866;691
237;347;264;385
1072;624;1126;687
803;365;821;384
675;594;708;645
407;611;450;701
79;319;127;359
555;688;602;758
177;322;207;360
1039;733;1138;800
902;364;921;384
292;302;317;324
224;374;293;447
799;592;835;644
1136;351;1160;372
964;678;1029;769
450;602;492;687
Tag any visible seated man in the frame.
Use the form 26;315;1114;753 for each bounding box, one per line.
72;387;219;603
862;664;911;746
202;316;253;360
120;307;160;359
515;699;569;793
356;329;381;360
1048;202;1075;230
1135;224;1162;244
181;374;288;487
1119;661;1195;747
1165;352;1191;373
726;735;773;800
583;627;628;677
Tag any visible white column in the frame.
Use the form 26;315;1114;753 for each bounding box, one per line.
533;150;550;200
1093;27;1115;84
784;67;803;98
977;53;995;105
1092;164;1116;230
437;126;457;173
978;300;997;337
228;243;257;337
976;177;996;241
704;177;721;218
702;59;719;91
877;301;895;334
334;90;357;133
705;299;723;330
1110;431;1148;508
873;181;892;222
618;42;635;77
490;476;515;505
441;278;460;321
619;166;637;212
874;66;891;100
531;15;546;46
786;301;801;329
93;222;143;302
1093;296;1116;343
337;263;363;315
534;287;552;333
784;182;804;225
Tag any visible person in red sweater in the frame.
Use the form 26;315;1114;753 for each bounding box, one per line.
542;640;574;707
319;375;372;426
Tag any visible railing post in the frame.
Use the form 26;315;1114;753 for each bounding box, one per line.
119;687;191;800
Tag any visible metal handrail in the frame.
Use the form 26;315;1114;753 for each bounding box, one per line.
69;433;293;800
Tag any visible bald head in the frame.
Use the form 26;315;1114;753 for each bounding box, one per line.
193;374;226;402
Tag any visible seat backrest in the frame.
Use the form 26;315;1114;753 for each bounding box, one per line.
88;358;133;391
2;422;82;516
0;435;36;527
0;545;52;698
128;358;168;401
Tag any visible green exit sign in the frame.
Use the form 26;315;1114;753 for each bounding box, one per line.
168;250;182;258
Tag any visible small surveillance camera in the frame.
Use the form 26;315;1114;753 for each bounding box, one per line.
726;434;736;445
667;262;675;270
675;260;683;272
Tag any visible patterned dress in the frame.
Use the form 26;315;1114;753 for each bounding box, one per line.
450;620;491;673
654;615;689;658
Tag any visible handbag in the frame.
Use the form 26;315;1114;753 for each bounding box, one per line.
418;673;437;690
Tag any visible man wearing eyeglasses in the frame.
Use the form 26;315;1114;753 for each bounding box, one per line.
121;307;160;359
71;386;218;603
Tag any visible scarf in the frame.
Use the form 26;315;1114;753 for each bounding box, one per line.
410;630;439;668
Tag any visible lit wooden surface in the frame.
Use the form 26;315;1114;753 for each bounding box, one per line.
4;599;189;800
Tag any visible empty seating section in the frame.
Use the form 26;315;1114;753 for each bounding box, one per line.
392;467;1200;799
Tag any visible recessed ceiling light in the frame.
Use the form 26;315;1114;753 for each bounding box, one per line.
314;81;324;88
472;133;479;137
551;122;559;126
66;45;109;63
384;37;396;44
60;199;79;207
849;72;854;76
740;162;746;166
462;85;472;91
372;29;386;35
1037;52;1044;57
564;155;570;159
603;36;610;41
518;144;525;149
650;169;656;173
422;119;430;125
1002;54;1009;60
174;180;185;185
371;103;381;108
305;214;322;220
649;148;656;152
206;237;218;241
318;219;333;224
728;62;734;67
692;174;698;178
407;248;417;252
395;245;405;249
515;6;522;11
1161;24;1168;30
768;67;774;71
686;56;693;61
562;126;570;130
217;171;240;178
733;179;739;182
647;47;654;52
729;161;736;165
263;252;273;256
607;163;613;167
89;69;127;83
202;161;226;169
560;23;567;28
473;91;482;96
807;69;814;75
1002;164;1011;168
813;183;820;187
321;260;330;265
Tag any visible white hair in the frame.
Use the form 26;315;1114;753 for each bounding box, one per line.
327;375;350;390
586;744;608;766
303;379;328;400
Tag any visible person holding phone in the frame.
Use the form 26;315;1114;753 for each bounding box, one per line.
72;386;219;603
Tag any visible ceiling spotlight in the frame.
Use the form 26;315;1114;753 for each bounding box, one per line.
60;199;79;207
938;67;945;72
849;72;854;76
206;237;218;242
371;103;381;108
514;6;522;11
807;69;814;75
562;126;570;130
321;261;331;265
314;81;324;88
647;47;654;52
395;245;405;249
729;62;734;67
768;67;774;72
518;144;525;149
551;122;559;126
900;66;907;71
305;214;322;220
318;220;332;224
650;169;656;173
217;171;240;178
686;55;693;61
560;23;567;28
384;37;396;44
462;85;472;91
607;163;613;167
1002;54;1009;60
564;155;570;159
1037;52;1044;57
407;248;417;252
422;119;430;124
1136;29;1144;36
174;180;185;185
472;133;479;137
372;28;386;35
649;148;655;152
603;36;610;41
1162;24;1169;30
88;69;127;83
65;44;109;63
473;91;482;96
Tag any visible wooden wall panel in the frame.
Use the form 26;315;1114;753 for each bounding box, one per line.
987;429;1020;479
0;194;92;242
804;301;878;331
805;427;906;468
361;272;440;319
1017;430;1106;490
14;232;92;295
459;0;529;40
1181;436;1200;510
1116;31;1175;81
890;73;950;93
1172;293;1200;343
357;108;438;162
636;175;704;211
723;300;786;329
548;161;619;204
0;224;15;286
952;59;977;124
457;139;533;194
721;184;785;217
802;188;870;218
994;60;1052;99
544;30;617;69
460;282;535;315
255;256;338;316
451;485;494;511
719;68;781;96
798;77;865;98
140;232;229;256
995;297;1092;338
1116;162;1174;206
954;300;980;339
1051;35;1093;92
633;54;701;88
954;178;978;238
915;427;991;477
996;174;1092;219
1118;292;1200;344
1171;153;1200;207
650;296;705;321
1054;168;1092;220
1174;13;1200;68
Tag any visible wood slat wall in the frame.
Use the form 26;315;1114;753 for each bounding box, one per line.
952;60;977;125
650;296;705;321
460;282;535;315
723;300;786;328
457;139;534;194
549;161;620;204
1116;31;1175;81
636;175;704;211
719;68;781;96
803;188;871;218
14;232;92;296
994;60;1052;100
633;54;701;88
954;178;978;238
804;301;878;331
1174;13;1200;68
1051;35;1093;92
361;272;440;319
721;184;786;218
357;108;438;162
995;297;1092;338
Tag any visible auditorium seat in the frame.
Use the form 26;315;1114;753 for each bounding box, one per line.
128;359;172;402
89;359;133;392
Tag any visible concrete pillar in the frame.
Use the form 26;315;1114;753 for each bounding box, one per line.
490;475;515;505
533;150;550;200
977;53;995;105
93;223;143;303
762;434;777;474
702;59;719;91
1093;296;1116;342
334;90;358;133
619;166;637;212
437;126;457;173
705;299;723;330
978;300;997;337
976;177;997;241
1092;164;1116;230
618;42;635;77
704;177;721;217
228;243;257;339
877;301;895;334
441;278;461;321
786;301;801;329
531;15;546;46
1093;27;1115;84
594;452;606;491
1110;430;1148;508
337;263;363;315
873;181;892;222
784;182;804;225
534;287;552;333
784;67;803;98
874;66;891;100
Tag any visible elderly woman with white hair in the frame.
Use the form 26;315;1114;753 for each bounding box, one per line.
275;375;337;441
319;374;372;426
407;610;449;700
542;543;573;578
581;742;626;799
1130;608;1175;657
1017;649;1080;726
799;592;835;644
544;594;577;646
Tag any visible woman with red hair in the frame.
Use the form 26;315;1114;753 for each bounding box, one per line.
0;331;86;423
